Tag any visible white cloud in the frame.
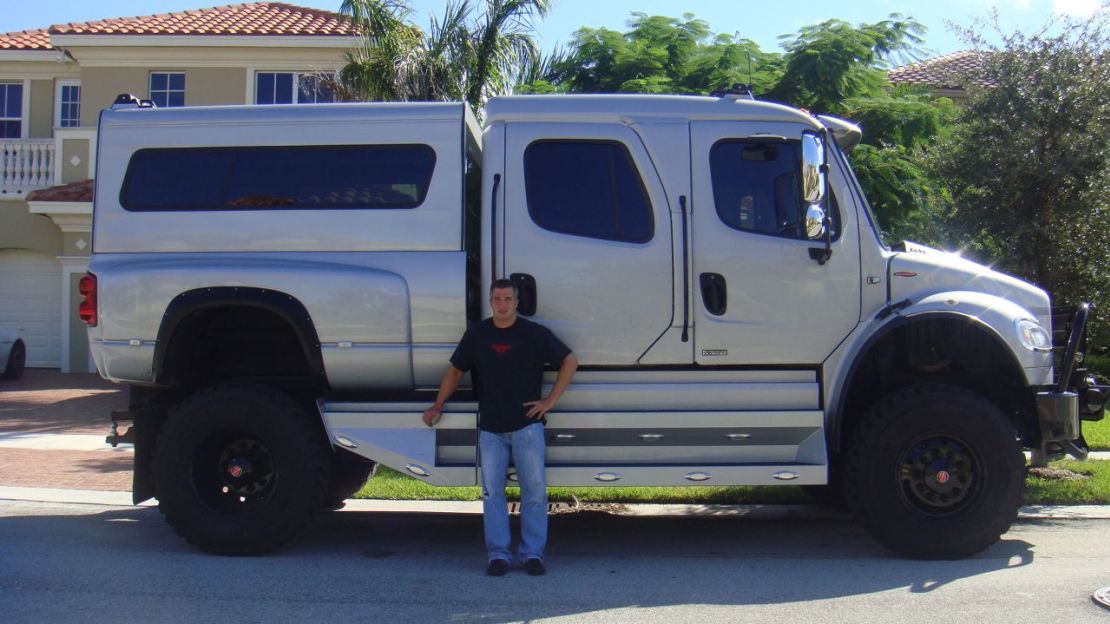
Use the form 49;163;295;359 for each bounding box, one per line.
1053;0;1101;15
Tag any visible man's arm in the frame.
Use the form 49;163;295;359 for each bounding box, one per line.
524;353;578;419
423;365;465;427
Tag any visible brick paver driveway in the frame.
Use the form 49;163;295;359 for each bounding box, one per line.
0;370;131;491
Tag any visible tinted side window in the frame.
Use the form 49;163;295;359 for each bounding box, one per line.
709;140;839;240
524;141;653;243
121;144;436;211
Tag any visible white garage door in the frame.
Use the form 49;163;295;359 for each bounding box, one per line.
0;249;61;368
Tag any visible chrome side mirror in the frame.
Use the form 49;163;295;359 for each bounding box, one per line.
801;133;826;206
805;205;826;240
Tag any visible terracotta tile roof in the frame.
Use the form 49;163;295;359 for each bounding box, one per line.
888;51;995;90
0;29;54;51
26;179;94;203
48;2;358;37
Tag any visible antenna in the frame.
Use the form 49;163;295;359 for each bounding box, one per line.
747;51;753;88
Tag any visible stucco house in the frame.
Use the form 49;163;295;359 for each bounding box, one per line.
0;2;358;372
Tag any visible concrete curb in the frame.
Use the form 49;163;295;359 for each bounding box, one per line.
2;486;1109;519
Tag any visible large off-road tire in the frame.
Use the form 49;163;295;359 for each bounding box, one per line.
846;384;1025;560
153;383;330;555
322;450;377;510
2;340;25;380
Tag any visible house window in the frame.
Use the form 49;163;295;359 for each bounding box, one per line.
255;72;335;105
150;72;185;108
56;81;81;128
0;82;24;138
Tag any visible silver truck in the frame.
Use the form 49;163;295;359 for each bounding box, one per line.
83;91;1107;558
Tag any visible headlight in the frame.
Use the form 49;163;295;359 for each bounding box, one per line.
1016;318;1052;351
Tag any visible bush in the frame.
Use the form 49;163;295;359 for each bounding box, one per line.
1086;351;1110;380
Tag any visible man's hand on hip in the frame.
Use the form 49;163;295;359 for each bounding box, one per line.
524;397;555;419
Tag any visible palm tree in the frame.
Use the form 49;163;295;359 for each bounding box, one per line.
336;0;552;112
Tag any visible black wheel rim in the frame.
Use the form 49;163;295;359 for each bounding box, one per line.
192;431;276;515
898;434;981;515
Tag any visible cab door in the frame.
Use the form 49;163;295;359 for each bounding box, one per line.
690;121;861;365
499;123;673;365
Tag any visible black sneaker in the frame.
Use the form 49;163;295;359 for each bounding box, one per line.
523;558;546;576
486;559;510;576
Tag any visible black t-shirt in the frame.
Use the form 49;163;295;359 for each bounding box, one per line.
450;316;572;433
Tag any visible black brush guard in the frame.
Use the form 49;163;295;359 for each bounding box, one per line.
1051;303;1108;420
1040;304;1109;460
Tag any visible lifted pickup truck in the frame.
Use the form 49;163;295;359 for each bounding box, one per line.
84;91;1107;558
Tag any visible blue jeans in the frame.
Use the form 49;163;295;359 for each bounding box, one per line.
479;423;547;563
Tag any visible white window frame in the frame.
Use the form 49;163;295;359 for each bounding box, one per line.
55;79;82;128
252;71;336;105
0;80;29;139
149;72;185;108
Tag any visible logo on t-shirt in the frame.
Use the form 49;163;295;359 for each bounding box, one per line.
489;343;512;357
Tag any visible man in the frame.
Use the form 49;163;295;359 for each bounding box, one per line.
423;279;578;577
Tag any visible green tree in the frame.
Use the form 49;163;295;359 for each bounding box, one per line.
336;0;551;110
767;15;925;114
848;144;952;246
838;88;957;245
520;13;782;95
927;12;1110;346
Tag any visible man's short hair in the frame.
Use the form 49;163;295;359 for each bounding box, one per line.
490;278;519;298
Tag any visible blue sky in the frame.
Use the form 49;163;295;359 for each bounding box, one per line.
2;0;1102;63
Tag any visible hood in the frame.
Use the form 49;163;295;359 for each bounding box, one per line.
888;241;1051;327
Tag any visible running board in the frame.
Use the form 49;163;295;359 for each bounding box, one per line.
321;401;828;488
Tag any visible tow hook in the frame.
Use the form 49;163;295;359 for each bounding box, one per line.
106;410;135;447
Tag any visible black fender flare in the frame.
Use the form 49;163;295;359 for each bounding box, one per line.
828;311;1027;452
152;287;326;387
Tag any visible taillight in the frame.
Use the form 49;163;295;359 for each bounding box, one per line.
78;272;97;327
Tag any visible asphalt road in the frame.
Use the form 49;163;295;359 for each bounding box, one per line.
2;500;1108;623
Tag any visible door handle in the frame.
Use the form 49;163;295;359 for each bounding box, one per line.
509;273;537;316
699;273;727;316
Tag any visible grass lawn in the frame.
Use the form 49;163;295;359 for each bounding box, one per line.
1083;409;1110;450
357;457;1110;505
1025;459;1110;504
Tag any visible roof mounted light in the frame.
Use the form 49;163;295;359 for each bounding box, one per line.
111;93;156;110
711;83;755;101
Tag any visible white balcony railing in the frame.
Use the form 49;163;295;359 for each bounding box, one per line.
1;139;56;196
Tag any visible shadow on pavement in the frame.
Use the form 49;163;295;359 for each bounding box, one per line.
0;502;1037;622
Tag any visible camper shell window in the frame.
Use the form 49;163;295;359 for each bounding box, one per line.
120;144;436;212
